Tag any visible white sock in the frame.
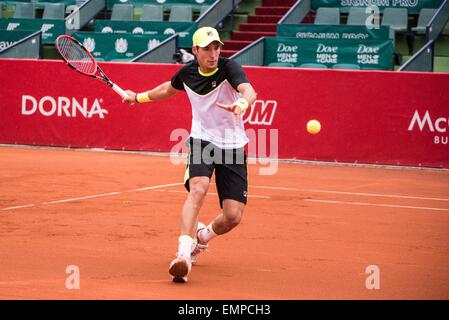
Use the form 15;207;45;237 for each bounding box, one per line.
198;223;218;244
178;235;194;259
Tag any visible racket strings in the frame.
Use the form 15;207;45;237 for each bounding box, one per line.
57;37;96;75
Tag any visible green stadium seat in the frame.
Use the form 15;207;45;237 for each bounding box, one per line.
169;5;192;22
332;63;361;70
412;8;438;34
268;62;295;67
111;4;134;21
13;2;36;19
315;7;340;25
381;8;408;37
300;63;328;69
43;3;65;20
347;7;379;26
140;4;163;22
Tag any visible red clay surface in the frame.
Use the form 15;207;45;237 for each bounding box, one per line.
1;146;448;299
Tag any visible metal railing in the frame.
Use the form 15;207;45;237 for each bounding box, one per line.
398;40;434;72
231;36;265;66
196;0;242;29
278;0;310;25
0;30;42;59
427;0;449;42
65;0;106;34
399;0;449;72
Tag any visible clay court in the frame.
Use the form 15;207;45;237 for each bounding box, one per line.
1;146;448;300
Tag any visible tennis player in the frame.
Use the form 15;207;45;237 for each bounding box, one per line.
123;26;257;283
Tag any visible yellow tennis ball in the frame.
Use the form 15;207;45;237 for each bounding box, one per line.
307;120;321;135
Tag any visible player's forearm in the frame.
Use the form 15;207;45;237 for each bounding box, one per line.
136;81;177;103
238;83;257;106
241;88;257;106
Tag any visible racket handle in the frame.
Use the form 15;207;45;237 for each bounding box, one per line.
111;83;129;99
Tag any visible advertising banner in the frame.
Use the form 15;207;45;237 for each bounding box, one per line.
73;32;170;61
265;36;394;70
106;0;215;9
95;20;196;48
0;59;448;168
0;30;35;50
0;18;65;44
277;24;392;40
310;0;444;14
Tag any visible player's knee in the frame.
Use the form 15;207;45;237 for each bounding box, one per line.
224;207;243;228
189;185;207;206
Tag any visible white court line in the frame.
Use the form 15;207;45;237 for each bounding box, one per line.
1;183;184;211
1;182;271;211
42;192;122;204
304;199;449;212
249;185;299;191
127;183;184;192
304;189;449;202
2;204;36;211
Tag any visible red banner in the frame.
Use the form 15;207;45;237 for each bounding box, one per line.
0;59;448;168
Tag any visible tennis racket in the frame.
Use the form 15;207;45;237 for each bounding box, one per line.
55;35;128;99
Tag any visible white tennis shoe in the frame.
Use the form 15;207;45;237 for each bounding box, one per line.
191;222;209;265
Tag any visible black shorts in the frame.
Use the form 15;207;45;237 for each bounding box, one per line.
184;138;248;208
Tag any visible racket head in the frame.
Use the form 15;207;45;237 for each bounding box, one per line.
55;35;97;76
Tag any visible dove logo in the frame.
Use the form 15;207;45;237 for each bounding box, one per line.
132;27;144;34
148;39;160;50
157;0;166;3
41;24;54;33
7;23;20;31
115;38;128;53
0;41;16;50
101;27;113;33
83;38;95;52
196;0;205;3
164;28;176;35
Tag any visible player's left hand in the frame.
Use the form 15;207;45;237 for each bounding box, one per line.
216;102;243;115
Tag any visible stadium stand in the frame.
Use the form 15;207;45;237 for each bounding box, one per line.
381;8;408;38
412;8;439;34
346;7;379;26
43;3;66;20
1;0;446;72
169;5;193;22
140;4;164;22
111;3;134;21
221;0;295;58
228;0;448;72
314;7;340;25
13;2;36;19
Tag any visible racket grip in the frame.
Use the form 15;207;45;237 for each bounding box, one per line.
111;83;129;99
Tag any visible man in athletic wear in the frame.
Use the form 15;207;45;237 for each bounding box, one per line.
123;26;257;283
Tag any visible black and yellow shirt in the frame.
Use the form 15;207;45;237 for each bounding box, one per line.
171;57;250;149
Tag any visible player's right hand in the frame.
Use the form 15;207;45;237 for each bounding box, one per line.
123;90;137;105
